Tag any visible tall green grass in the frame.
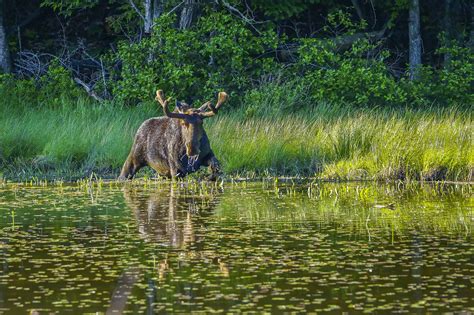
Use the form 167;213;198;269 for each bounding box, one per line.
208;106;473;181
0;93;472;181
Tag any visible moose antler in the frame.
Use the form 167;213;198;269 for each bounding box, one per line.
198;101;211;111
155;90;187;119
199;92;229;118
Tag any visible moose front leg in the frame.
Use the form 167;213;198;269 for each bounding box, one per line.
202;153;221;181
170;164;187;179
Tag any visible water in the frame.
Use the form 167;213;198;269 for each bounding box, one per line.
0;180;472;313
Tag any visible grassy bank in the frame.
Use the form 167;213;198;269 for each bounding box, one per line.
0;96;472;181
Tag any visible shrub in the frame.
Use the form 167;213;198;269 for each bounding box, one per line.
0;60;82;109
37;60;83;106
110;12;279;104
433;43;474;105
296;11;407;107
298;37;407;106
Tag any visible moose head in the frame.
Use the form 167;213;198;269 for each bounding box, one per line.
155;90;228;159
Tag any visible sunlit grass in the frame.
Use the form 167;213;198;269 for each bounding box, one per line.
208;106;473;181
0;95;472;181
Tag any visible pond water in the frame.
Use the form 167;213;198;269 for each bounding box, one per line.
0;180;472;314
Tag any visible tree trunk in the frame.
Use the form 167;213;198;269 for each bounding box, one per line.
351;0;365;23
443;0;453;65
408;0;422;80
0;0;11;73
179;0;196;30
469;3;474;51
144;0;152;34
153;0;163;21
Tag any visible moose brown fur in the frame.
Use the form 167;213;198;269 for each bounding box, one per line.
119;90;228;180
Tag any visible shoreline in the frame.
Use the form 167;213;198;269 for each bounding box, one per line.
1;173;473;186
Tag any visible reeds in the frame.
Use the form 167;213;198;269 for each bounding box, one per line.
0;95;472;181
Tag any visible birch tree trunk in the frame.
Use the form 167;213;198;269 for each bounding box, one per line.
179;0;196;30
144;0;152;34
408;0;422;80
0;0;11;73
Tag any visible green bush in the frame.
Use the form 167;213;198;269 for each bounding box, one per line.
0;74;38;108
433;43;474;105
0;60;82;109
400;41;473;107
111;12;279;104
37;60;82;106
295;11;406;107
293;11;473;108
298;37;407;106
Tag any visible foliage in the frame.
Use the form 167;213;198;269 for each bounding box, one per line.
433;43;474;105
111;12;279;104
292;10;474;107
296;11;406;106
3;1;472;108
250;0;328;20
0;60;82;108
37;60;83;106
40;0;100;16
298;38;407;106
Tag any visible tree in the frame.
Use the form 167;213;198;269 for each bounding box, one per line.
0;0;11;73
408;0;421;80
470;3;474;50
144;0;163;34
179;0;196;30
144;0;153;33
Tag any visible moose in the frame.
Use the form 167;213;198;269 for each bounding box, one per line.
119;89;228;180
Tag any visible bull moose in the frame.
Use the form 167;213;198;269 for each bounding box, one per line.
119;89;228;180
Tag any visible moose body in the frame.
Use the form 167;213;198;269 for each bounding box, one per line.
119;90;227;180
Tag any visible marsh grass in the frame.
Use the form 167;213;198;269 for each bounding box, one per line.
208;104;473;181
0;95;472;181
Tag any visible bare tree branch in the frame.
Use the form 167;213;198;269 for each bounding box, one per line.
74;77;103;101
128;0;146;22
219;0;265;34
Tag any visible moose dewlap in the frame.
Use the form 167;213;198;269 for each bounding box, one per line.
119;89;228;180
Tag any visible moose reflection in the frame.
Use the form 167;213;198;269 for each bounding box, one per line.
122;184;229;276
107;185;227;314
123;185;201;248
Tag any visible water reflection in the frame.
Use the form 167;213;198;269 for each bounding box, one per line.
123;185;199;248
0;181;471;313
125;184;229;274
107;184;228;313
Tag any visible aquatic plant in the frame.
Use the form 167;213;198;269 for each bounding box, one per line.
0;182;471;313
